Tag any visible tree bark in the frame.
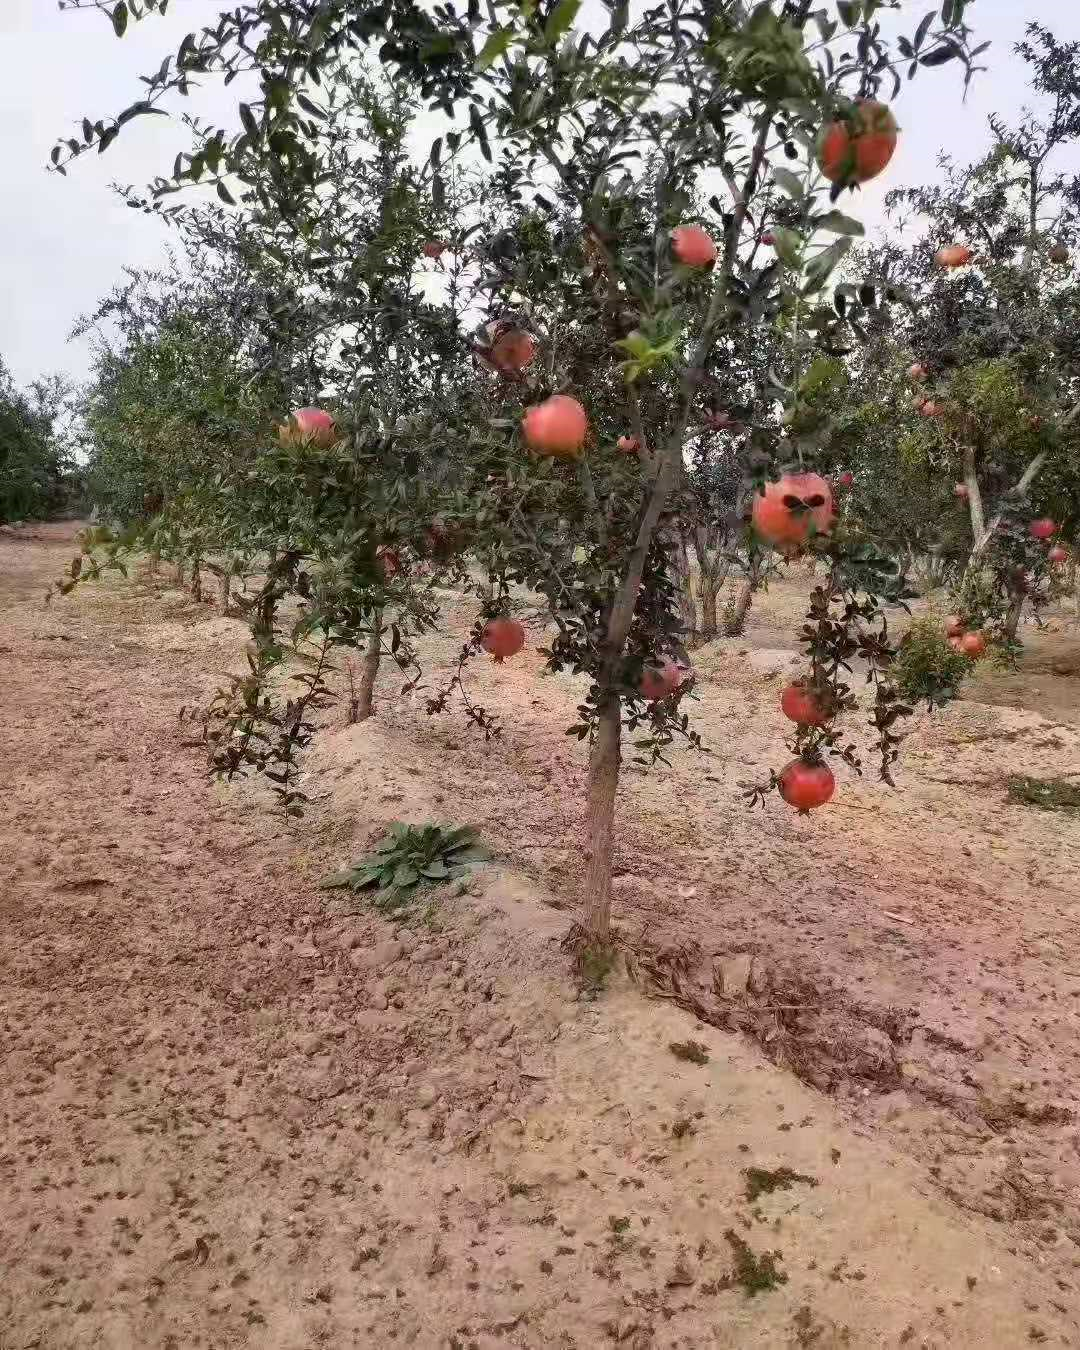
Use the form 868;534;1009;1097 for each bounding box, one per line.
174;559;185;586
582;694;621;947
1004;592;1025;643
700;581;719;639
724;578;754;636
671;532;698;638
355;611;382;721
218;571;231;613
190;558;202;603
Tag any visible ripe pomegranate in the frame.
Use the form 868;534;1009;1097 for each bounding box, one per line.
945;615;965;637
920;400;944;417
1049;242;1069;265
1048;545;1069;564
836;470;854;488
522;394;588;458
935;244;973;268
752;472;835;551
778;759;836;813
639;660;684;702
760;232;775;246
780;682;828;727
617;434;640;454
816;99;898;186
671;224;717;267
279;406;336;447
954;482;969;499
490;327;537;376
1029;518;1058;540
960;630;987;658
948;635;965;652
481;618;526;662
908;362;927;382
422;240;447;259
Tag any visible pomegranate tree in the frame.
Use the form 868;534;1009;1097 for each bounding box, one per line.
57;0;989;960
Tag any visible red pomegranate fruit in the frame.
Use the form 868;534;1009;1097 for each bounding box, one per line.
752;472;835;551
639;660;684;702
935;244;973;268
960;631;987;658
617;434;640;454
671;224;717;267
481;618;526;663
778;759;836;813
1029;518;1058;540
780;683;828;727
522;395;588;458
279;406;336;447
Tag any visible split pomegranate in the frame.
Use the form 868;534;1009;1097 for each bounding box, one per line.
279;406;336;448
1048;545;1069;564
948;636;965;652
954;482;969;499
671;224;717;267
920;400;943;417
617;434;640;454
935;244;973;268
422;240;447;259
816;99;898;186
836;470;854;488
780;682;828;727
752;472;834;551
960;631;987;658
639;660;684;702
481;618;526;662
945;615;965;637
778;759;835;813
760;232;775;246
1029;518;1058;540
908;362;927;381
522;394;588;458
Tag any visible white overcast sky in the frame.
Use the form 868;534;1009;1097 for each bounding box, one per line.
1;0;1078;389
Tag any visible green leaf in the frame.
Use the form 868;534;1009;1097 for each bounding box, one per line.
815;209;864;236
422;860;450;879
319;869;357;890
215;179;236;205
771;167;804;201
544;0;581;43
392;863;420;888
477;26;514;69
112;1;128;37
771;226;802;267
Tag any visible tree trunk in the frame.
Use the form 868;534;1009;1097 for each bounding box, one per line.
1004;592;1025;643
355;611;382;721
700;580;719;639
147;546;160;577
174;560;185;586
218;571;231;613
673;534;697;639
581;695;622;947
190;558;202;603
724;578;754;636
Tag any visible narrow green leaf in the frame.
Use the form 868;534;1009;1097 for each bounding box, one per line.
544;0;580;43
815;209;864;236
771;166;804;201
477;25;514;69
112;1;128;37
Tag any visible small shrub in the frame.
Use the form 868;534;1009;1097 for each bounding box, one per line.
724;1230;787;1297
1006;775;1080;816
744;1166;818;1202
320;822;490;912
893;615;970;707
669;1039;710;1065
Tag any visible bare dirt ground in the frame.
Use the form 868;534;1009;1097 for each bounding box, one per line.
3;521;1080;1349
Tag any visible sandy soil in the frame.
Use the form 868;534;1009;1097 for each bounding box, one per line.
2;521;1080;1349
